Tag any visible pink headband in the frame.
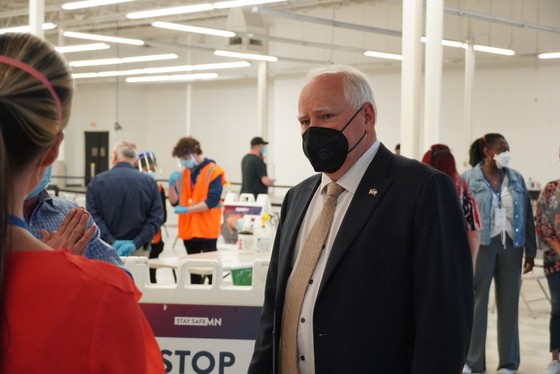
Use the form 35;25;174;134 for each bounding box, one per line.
0;55;63;129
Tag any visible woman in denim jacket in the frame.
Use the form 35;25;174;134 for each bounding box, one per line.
461;133;537;374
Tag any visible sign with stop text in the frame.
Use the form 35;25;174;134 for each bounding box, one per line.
141;303;262;374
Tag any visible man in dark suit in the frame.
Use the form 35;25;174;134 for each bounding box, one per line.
249;65;473;374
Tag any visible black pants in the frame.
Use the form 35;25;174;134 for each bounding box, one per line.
148;240;165;283
183;239;217;284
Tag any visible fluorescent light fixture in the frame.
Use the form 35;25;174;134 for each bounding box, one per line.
473;44;515;56
442;40;466;48
72;61;251;79
55;43;110;53
64;31;144;45
72;72;100;79
420;36;516;55
62;0;134;10
140;61;250;74
0;23;56;34
538;52;560;59
214;50;278;62
126;73;218;83
363;50;403;61
127;4;213;19
213;0;286;9
127;0;286;19
152;21;235;38
69;53;178;67
420;36;465;48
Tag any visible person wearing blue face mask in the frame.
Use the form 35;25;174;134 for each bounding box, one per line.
220;212;244;245
241;136;276;199
23;165;129;274
168;136;227;284
86;140;164;257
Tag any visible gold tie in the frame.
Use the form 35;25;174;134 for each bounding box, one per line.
280;182;345;373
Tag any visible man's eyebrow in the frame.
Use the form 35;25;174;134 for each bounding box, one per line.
297;106;337;121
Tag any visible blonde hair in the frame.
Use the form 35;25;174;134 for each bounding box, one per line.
0;33;73;325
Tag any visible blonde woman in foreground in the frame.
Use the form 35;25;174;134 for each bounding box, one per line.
0;33;163;373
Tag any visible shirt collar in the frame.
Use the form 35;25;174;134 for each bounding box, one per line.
25;189;54;221
113;162;135;169
320;139;380;195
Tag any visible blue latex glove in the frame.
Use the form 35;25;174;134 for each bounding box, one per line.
112;240;127;250
175;206;189;214
168;171;181;188
116;240;136;256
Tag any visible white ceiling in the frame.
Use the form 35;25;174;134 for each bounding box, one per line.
2;0;559;83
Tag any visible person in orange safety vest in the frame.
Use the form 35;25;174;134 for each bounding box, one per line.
168;137;226;284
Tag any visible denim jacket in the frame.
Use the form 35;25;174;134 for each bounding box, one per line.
462;164;536;257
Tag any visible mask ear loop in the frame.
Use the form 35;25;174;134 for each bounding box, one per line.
0;55;63;130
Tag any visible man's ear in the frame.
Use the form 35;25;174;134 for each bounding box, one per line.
40;132;64;167
364;102;376;132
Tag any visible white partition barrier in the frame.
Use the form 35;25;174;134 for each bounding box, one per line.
124;257;268;374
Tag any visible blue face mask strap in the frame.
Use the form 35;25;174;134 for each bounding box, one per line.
7;215;31;231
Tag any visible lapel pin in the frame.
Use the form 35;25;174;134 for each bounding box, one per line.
368;188;378;196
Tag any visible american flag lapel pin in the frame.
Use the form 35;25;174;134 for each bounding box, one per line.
368;188;378;196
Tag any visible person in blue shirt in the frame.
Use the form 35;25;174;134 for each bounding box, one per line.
86;140;164;257
462;133;536;374
23;166;128;274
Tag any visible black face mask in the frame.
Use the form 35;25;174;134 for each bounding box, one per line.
302;106;366;173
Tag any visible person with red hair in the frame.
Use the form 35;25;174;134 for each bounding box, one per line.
422;144;481;267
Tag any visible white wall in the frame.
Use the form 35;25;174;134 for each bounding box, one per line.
64;60;560;190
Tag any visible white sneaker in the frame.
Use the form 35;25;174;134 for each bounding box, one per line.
462;364;472;374
543;360;560;374
497;369;516;374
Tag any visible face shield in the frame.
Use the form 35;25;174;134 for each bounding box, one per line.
177;153;198;169
138;152;159;178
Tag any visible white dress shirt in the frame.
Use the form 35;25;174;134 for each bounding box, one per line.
291;139;380;374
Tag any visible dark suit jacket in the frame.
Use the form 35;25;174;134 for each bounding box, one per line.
248;143;473;374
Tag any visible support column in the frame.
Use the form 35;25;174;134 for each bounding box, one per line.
423;0;444;150
400;0;423;158
463;41;475;165
29;0;45;38
257;61;268;139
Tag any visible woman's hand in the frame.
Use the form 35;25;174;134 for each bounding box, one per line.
40;207;95;256
523;256;534;274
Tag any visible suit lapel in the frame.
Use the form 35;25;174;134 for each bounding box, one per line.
319;144;395;293
277;176;321;285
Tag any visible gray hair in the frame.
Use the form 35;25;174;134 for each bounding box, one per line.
305;64;377;122
114;140;137;160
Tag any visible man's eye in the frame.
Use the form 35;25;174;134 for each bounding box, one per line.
321;114;335;120
300;119;310;126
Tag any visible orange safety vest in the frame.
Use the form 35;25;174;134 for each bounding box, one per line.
152;183;163;244
178;162;226;240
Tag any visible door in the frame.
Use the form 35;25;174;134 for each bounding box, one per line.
85;131;109;185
